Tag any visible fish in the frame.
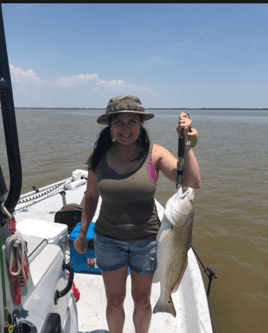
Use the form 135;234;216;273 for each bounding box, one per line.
153;186;194;317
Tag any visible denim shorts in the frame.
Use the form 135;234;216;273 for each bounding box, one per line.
94;233;157;275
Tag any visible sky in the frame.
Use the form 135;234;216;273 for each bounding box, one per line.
1;3;268;108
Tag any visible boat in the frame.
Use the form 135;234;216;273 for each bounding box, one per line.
12;173;215;333
0;5;215;332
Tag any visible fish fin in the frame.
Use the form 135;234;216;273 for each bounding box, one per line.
157;214;172;241
158;227;172;242
171;259;188;294
153;296;176;317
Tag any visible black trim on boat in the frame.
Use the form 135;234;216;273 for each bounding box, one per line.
0;4;22;215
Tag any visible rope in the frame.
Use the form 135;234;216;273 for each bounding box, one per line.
1;202;30;306
5;229;29;305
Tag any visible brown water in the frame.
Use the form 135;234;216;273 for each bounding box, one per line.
1;108;268;332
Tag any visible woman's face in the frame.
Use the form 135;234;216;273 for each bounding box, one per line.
110;113;141;146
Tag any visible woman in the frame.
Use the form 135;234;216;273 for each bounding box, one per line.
74;95;201;333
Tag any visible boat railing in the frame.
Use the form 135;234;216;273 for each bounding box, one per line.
18;177;73;202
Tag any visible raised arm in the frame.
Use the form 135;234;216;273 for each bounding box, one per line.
153;113;201;189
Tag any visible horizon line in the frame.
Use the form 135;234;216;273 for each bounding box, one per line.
10;107;268;110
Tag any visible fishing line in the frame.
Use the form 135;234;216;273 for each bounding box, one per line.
191;246;217;296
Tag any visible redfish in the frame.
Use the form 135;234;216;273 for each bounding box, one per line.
153;186;194;317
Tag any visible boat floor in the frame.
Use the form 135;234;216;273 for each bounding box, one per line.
75;272;184;333
15;180;212;333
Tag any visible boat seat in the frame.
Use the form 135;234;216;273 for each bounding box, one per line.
54;190;86;234
54;207;82;234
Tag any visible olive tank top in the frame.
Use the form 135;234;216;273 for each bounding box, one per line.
94;144;159;241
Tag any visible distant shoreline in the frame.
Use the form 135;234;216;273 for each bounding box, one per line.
13;107;268;110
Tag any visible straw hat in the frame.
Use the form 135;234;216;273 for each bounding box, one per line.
97;95;155;125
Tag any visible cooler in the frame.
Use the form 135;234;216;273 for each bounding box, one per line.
17;219;68;258
69;222;101;274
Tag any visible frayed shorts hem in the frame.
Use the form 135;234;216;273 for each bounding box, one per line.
99;264;154;276
129;266;155;276
98;261;128;272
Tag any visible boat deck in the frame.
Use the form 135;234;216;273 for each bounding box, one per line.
14;176;213;333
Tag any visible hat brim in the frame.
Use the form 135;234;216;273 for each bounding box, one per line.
97;110;155;125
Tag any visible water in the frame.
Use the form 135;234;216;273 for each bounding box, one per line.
1;108;268;332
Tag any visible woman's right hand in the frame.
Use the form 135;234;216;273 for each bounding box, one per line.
73;234;88;254
176;112;192;137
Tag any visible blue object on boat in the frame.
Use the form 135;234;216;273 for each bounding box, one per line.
69;222;101;274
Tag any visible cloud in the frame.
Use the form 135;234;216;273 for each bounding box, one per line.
9;65;157;107
55;72;154;93
55;73;99;87
10;65;41;83
10;65;153;93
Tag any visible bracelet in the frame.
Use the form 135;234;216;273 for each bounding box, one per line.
185;141;191;150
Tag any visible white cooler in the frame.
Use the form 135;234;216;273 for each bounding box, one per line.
17;219;68;262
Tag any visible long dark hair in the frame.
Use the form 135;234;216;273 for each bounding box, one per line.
87;115;150;173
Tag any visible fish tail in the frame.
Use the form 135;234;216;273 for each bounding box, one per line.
153;297;176;317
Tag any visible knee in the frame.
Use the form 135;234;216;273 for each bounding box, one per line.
107;293;126;311
132;294;151;309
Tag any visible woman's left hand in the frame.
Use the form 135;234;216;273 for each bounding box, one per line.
176;112;192;138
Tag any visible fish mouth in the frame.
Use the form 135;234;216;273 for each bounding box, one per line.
177;187;194;200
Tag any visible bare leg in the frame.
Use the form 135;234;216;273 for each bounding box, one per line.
101;265;128;333
131;269;154;333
